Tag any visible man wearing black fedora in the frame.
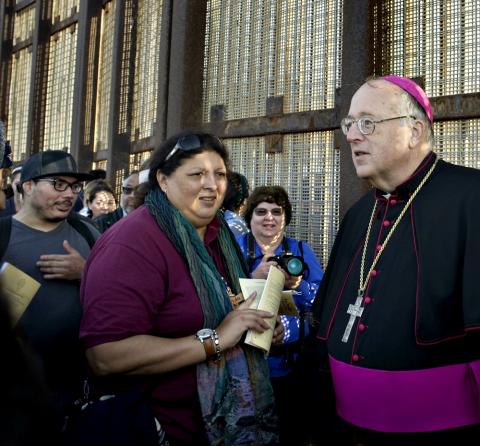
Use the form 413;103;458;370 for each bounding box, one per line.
0;150;100;438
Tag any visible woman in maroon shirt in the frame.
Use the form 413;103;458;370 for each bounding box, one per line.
80;132;281;445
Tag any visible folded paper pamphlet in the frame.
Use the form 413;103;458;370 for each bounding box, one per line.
241;266;297;353
0;262;40;325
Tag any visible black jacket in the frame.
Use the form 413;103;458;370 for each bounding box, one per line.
93;207;124;233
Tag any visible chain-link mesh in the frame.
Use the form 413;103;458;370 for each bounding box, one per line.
373;0;480;96
93;1;116;152
129;0;163;141
203;0;342;121
42;25;77;152
7;48;32;160
51;0;79;23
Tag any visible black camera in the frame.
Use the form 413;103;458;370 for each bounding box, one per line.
267;253;307;277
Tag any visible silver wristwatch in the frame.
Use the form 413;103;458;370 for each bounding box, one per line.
195;328;221;361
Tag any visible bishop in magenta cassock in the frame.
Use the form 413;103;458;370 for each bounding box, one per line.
311;75;480;445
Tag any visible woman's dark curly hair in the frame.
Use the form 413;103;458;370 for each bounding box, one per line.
223;172;249;212
85;180;115;205
243;185;292;228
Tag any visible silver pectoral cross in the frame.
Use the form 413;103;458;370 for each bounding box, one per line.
341;292;365;343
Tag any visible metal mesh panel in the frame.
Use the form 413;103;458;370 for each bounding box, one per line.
93;1;116;152
7;48;32;160
203;0;342;121
83;16;99;146
226;132;339;268
373;0;480;95
129;150;152;173
42;25;77;152
118;0;133;134
373;0;480;173
92;159;107;171
130;0;163;141
51;0;79;22
114;168;125;196
434;119;480;168
13;4;35;45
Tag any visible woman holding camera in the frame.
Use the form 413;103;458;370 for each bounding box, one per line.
236;185;323;446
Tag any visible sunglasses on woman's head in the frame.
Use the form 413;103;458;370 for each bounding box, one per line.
164;134;222;163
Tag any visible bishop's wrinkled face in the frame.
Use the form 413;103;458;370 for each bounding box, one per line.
345;80;416;192
157;150;227;231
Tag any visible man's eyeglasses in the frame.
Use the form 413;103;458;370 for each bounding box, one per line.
35;177;83;194
340;115;416;135
164;134;222;163
254;207;284;217
122;186;135;195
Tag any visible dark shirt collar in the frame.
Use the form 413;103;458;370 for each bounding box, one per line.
203;216;230;281
204;216;221;246
375;152;437;201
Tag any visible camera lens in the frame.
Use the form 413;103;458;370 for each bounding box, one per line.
286;257;304;276
267;254;305;276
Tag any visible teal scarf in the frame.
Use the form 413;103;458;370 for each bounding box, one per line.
145;188;278;445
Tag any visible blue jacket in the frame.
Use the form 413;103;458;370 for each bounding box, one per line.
236;233;324;377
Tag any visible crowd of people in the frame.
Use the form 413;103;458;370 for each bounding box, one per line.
1;74;480;445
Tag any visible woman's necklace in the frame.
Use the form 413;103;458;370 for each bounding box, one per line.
341;158;439;343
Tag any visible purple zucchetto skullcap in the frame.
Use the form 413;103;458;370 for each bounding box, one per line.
380;75;433;123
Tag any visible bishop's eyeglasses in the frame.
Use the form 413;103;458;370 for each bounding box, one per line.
340;115;416;136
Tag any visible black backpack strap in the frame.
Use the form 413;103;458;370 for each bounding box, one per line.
0;214;95;263
247;232;264;273
281;237;291;254
297;240;309;279
0;216;12;261
67;215;96;249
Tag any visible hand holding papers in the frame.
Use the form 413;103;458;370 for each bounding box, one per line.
0;262;40;325
240;266;298;353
